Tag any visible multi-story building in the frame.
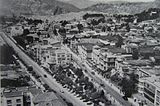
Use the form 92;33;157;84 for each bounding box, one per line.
92;45;101;65
136;66;160;104
54;49;72;65
78;43;94;61
2;91;24;106
115;59;152;78
1;87;66;106
41;48;72;66
143;76;160;106
99;48;117;71
92;45;128;72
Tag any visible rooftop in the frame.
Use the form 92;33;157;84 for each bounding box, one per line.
140;66;160;76
33;92;66;106
124;59;152;66
108;46;126;54
3;86;42;97
78;43;95;51
3;91;23;98
144;76;160;89
27;33;39;38
98;35;117;41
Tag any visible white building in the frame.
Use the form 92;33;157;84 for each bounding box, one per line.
78;43;94;61
2;91;24;106
99;48;117;71
140;76;160;106
92;45;101;65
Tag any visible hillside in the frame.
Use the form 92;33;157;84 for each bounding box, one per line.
0;0;80;16
58;0;97;9
84;2;157;14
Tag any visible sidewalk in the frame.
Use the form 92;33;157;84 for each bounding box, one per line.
17;59;45;91
63;45;139;106
84;58;139;106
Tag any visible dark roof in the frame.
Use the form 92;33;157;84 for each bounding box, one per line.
125;60;152;66
33;92;66;106
3;91;23;98
154;56;160;60
77;43;95;51
98;35;117;41
139;46;155;54
107;46;126;54
16;86;42;96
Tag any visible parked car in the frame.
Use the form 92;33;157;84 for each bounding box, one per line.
44;74;47;78
122;96;128;101
91;72;95;75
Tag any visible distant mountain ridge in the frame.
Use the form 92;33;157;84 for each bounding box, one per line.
83;1;158;14
0;0;80;16
58;0;97;9
1;0;160;16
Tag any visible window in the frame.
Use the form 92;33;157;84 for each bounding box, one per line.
16;99;21;103
67;58;70;60
62;58;66;60
7;100;12;104
16;104;21;106
157;90;160;97
144;88;155;98
67;55;70;57
157;96;160;103
144;93;154;103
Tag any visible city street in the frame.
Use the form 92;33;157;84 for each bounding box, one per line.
62;44;133;106
0;32;90;106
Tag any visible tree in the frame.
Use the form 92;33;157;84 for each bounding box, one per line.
58;27;66;38
75;68;83;78
61;20;69;27
119;73;138;98
132;48;139;60
91;19;98;26
53;29;58;36
120;77;133;97
107;26;111;31
77;23;83;33
101;26;106;32
126;24;130;32
23;29;30;36
116;35;124;48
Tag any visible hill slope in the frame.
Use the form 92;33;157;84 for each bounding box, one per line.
58;0;97;9
84;2;157;14
0;0;80;16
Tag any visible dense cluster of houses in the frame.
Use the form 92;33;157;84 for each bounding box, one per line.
4;12;160;106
